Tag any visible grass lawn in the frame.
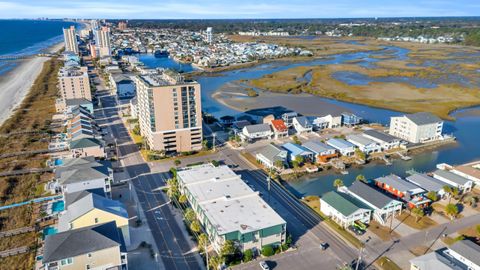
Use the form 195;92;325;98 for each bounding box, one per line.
240;152;264;170
409;245;431;256
376;256;402;270
432;203;464;220
396;212;438;230
302;196;364;249
443;225;480;246
368;220;400;241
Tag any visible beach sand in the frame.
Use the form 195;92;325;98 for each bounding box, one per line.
0;42;63;126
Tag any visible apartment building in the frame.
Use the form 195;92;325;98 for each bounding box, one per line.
58;66;92;102
389;112;443;143
63;26;79;54
177;164;286;252
135;69;202;153
96;26;112;57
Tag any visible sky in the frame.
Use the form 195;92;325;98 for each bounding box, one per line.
0;0;480;19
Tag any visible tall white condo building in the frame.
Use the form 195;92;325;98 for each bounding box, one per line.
63;26;79;54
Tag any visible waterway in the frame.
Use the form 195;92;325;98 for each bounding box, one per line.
139;44;480;198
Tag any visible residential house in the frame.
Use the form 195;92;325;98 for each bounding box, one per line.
53;157;112;196
282;112;298;128
449;161;480;185
43;221;128;270
389;112;444;143
320;191;372;228
374;175;430;209
232;120;251;131
341;112;362;126
270;119;288;138
292;116;313;134
447;239;480;270
176;164;286;252
255;144;288;169
326;138;356;156
346;134;381;154
70;137;105;158
343;181;403;225
282;143;314;163
432;169;473;193
59;190;130;246
302;141;338;163
311;114;342;130
363;129;402;150
406;173;449;197
242;123;273;141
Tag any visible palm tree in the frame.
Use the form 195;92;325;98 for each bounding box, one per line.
190;220;201;233
443;185;452;202
198;233;209;252
426;191;438;202
333;179;344;189
185;208;196;222
445;203;459;220
411;207;425;223
451;187;460;201
356;174;366;183
178;194;188;204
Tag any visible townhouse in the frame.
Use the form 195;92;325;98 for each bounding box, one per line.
374;175;430;209
326;138;356;156
432;169;473;193
346;134;381;154
292;116;313;134
270;119;288;138
242;123;273;141
406;173;449;197
363;129;402;151
282;143;314;162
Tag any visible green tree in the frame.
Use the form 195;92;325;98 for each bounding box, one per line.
208;255;222;270
261;245;275;257
174;159;182;166
220;240;236;258
185;208;196;222
445;203;459;220
211;160;220;167
426;191;438;202
333;178;344;189
274;160;284;169
451;187;460;200
190;220;201;233
291;160;299;169
411;207;425;223
167;178;179;198
178;194;188;204
292;135;302;145
202;139;209;150
243;249;253;262
356;174;366;183
295;155;304;165
355;148;366;160
198;233;209;252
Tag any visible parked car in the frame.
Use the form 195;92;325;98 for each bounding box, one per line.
259;261;270;270
348;225;365;236
320;242;329;250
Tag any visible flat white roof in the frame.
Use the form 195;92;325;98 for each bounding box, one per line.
202;193;285;235
178;164;286;235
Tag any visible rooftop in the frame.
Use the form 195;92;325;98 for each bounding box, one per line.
43;221;124;263
348;181;400;209
375;174;425;194
326;138;355;149
138;69;196;87
433;169;471;186
282;143;312;156
363;129;400;143
406;173;449;192
177;164;239;185
256;144;286;162
321;191;371;217
405;112;442;125
302;141;335;154
449;239;480;267
346;134;378;146
244;123;272;134
270;119;287;132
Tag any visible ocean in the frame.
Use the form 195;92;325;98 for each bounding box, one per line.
0;19;78;75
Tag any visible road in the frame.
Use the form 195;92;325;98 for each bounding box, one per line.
93;86;204;270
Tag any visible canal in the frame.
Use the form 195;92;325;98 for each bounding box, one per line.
138;45;480;197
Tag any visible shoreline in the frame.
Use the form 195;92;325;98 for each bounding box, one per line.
0;42;63;126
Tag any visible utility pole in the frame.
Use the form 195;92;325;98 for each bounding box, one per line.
212;132;216;151
355;247;364;270
267;169;271;203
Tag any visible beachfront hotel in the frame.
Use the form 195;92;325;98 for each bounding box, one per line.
96;26;112;57
63;26;79;54
135;69;202;153
58;66;91;102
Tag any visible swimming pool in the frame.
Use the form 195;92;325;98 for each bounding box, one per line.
43;227;57;239
51;200;64;212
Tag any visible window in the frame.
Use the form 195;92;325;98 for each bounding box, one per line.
94;218;99;223
60;258;73;265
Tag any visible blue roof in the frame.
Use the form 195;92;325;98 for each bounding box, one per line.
282;143;312;156
327;138;355;149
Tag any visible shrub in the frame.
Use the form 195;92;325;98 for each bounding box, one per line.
261;245;274;257
243;249;253;262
